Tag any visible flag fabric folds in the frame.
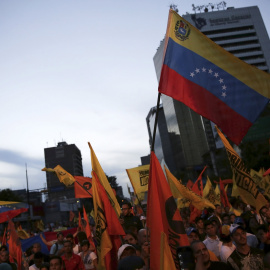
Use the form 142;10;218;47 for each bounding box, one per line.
192;166;207;196
158;9;270;145
83;206;96;252
92;171;124;270
126;164;149;194
7;219;22;270
216;126;267;212
0;208;28;224
42;165;75;186
88;142;121;217
166;167;215;210
147;152;189;270
220;179;230;208
74;176;93;198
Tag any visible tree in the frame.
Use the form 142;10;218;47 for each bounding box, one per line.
0;189;22;202
106;175;119;189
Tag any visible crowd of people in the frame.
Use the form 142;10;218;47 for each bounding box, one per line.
1;197;270;269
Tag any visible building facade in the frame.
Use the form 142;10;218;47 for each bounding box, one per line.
152;6;270;181
44;142;84;223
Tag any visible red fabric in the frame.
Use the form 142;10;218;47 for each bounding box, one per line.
264;168;270;177
61;253;85;270
214;179;233;185
220;178;230;208
69;211;75;222
7;220;22;270
44;228;77;243
147;152;189;269
2;226;6;246
192;166;207;196
82;206;96;252
92;171;125;270
0;208;28;223
78;212;83;232
74;176;92;198
159;65;252;145
189;205;202;223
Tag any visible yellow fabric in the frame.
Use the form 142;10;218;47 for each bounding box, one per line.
159;232;176;270
92;171;112;270
17;229;29;239
216;126;267;212
203;177;212;198
214;184;221;204
42;165;75;186
166;167;215;210
209;250;219;261
0;201;20;205
126;165;149;194
88;142;121;217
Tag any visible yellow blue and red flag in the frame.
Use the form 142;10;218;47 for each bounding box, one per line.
159;10;270;145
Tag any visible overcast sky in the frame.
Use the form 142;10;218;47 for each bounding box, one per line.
1;0;269;196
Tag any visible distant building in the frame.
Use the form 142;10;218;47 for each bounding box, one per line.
152;6;270;181
44;141;83;224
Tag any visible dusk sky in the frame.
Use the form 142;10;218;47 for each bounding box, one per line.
1;0;269;196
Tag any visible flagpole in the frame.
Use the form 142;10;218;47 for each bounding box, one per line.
151;93;161;152
25;163;31;231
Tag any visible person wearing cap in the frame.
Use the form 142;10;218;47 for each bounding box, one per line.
219;225;236;262
203;220;222;258
50;232;65;256
191;241;232;270
234;216;258;248
227;224;264;270
186;227;219;262
117;244;136;261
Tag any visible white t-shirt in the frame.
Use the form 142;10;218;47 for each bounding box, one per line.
79;251;97;269
73;244;79;254
29;265;39;270
220;244;236;262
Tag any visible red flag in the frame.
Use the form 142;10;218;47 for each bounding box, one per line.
220;178;230;208
74;176;92;198
83;206;96;251
92;171;125;270
189;204;202;223
78;212;83;232
69;211;75;222
2;227;7;246
7;220;22;270
214;179;233;185
263;168;270;176
147;152;189;269
0;208;28;223
192;166;207;196
186;179;193;189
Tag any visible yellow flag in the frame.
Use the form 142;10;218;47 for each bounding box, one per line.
160;232;176;270
165;167;215;210
203;177;212;197
216;126;267;212
126;165;149;194
42;165;75;186
214;184;221;204
92;172;112;270
88;142;121;217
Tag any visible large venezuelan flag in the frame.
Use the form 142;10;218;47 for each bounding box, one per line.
159;9;270;145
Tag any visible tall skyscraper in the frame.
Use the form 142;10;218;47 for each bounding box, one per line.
44;141;84;200
152;6;270;181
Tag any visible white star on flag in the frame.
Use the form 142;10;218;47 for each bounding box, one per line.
190;72;195;77
219;78;224;83
208;69;213;74
214;73;219;78
202;67;206;72
195;68;200;73
221;92;227;98
222;85;227;90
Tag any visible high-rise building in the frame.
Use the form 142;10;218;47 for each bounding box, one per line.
44;141;84;201
152;6;270;181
